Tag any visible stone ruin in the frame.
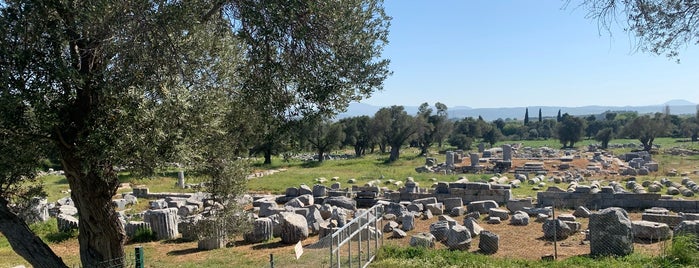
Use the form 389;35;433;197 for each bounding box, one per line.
536;177;699;213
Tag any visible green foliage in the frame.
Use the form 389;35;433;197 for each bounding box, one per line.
578;0;699;60
557;113;586;148
622;114;670;151
373;106;418;162
448;134;473;150
595;127;614;149
373;245;667;268
339;116;374;157
29;218;77;244
300;118;345;163
131;227;157;243
663;234;699;265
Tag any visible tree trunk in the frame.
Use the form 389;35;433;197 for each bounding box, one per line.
388;146;400;162
354;145;362;157
60;153;126;268
379;143;386;154
0;200;68;268
419;144;428;156
318;150;324;163
263;149;272;165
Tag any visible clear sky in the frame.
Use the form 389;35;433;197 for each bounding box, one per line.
363;1;699;108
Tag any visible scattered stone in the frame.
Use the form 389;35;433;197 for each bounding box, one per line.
384;221;399;233
401;213;415;231
149;199;168;210
467;200;498;214
279;212;309;244
425;203;444;216
463;217;483;237
464;211;480;220
323;196;357;211
244;217;274;243
406;203;423;213
487;217;502;224
589;207;634;257
558;214;576;222
573;206;591;218
444;224;472;250
479;230;499;254
383;213;397;221
450;207;466;217
429;221;451;242
410;232;436;248
632;220;672;241
57;205;78;216
392;229;407;238
57;214;79;232
422;209;433;220
673;220;699;243
523;207;552;217
442;197;463;211
144;208;179;240
510;211;530;226
488;208;509;220
536;213;549;223
543;219;572;240
506;198;533;213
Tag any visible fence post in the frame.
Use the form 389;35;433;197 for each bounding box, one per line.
135;246;144;268
270;253;274;268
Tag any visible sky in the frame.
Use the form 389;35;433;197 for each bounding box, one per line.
362;1;699;108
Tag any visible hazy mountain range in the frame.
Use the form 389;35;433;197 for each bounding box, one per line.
337;99;698;121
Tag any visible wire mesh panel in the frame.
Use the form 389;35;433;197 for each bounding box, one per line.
269;204;384;268
329;204;384;268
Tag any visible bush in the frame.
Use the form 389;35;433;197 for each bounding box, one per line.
30;218;78;243
664;234;698;265
132;227;157;243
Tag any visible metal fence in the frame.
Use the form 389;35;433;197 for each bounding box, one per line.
270;204;385;268
72;247;142;268
328;204;384;268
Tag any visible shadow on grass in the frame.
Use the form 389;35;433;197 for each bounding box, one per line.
301;161;323;168
161;238;193;244
251;241;291;250
54;177;68;184
167;247;203;256
45;230;78;243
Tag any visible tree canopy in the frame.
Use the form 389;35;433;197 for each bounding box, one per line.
0;0;391;266
577;0;699;61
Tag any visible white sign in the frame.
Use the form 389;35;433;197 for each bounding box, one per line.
294;241;304;260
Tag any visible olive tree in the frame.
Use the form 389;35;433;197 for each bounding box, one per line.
576;0;699;61
0;0;390;267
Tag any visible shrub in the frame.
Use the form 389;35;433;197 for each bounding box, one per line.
132;227;157;243
29;218;78;243
664;234;698;265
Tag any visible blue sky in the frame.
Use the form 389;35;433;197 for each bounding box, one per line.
363;1;699;108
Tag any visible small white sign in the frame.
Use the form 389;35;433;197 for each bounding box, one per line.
294;241;304;260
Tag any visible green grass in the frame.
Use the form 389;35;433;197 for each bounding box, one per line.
30;218;78;243
247;148;463;193
3;139;699;267
371;245;681;268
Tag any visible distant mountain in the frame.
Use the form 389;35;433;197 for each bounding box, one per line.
664;99;696;106
336;100;698;121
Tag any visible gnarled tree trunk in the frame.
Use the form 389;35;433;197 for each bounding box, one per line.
60;152;126;267
0;199;68;268
388;146;400;162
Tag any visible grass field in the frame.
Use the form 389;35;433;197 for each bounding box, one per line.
2;137;699;267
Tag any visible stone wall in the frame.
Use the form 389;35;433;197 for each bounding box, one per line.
385;182;511;204
537;190;699;213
